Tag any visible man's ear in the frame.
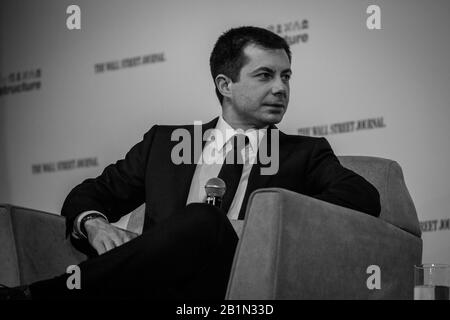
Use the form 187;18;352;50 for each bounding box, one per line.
215;74;232;99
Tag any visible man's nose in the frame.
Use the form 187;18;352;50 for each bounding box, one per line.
271;78;288;97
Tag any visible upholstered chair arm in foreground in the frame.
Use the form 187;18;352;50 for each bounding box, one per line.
0;205;87;287
226;188;422;300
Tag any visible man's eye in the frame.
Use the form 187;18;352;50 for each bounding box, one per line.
282;74;291;81
257;73;272;79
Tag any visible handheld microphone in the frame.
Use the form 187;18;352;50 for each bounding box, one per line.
205;177;226;208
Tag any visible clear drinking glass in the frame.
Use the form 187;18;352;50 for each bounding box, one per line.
414;264;450;300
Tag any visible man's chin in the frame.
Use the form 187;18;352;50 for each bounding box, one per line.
261;113;284;126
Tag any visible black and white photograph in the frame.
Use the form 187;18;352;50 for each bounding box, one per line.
0;0;449;311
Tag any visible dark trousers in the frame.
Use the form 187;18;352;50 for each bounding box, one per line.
29;203;239;299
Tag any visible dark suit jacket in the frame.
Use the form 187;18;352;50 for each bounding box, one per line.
61;117;380;236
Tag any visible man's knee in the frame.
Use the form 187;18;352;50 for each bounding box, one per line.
184;203;236;241
184;203;227;225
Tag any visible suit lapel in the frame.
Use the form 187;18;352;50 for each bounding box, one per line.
173;117;219;206
238;127;292;219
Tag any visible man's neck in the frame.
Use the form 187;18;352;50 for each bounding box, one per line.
221;112;266;131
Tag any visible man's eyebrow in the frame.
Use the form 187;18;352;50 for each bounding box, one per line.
251;67;274;74
251;67;292;74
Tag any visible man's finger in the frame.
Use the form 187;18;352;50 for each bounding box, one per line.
129;231;139;239
121;233;132;243
121;232;135;245
117;229;138;244
109;231;126;248
102;238;116;253
94;241;106;255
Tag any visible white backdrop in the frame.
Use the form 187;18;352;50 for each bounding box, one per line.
1;0;449;264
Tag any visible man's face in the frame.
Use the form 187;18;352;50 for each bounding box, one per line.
227;44;291;128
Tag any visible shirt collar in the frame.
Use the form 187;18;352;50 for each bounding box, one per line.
206;116;267;152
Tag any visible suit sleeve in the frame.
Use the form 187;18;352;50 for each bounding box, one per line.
305;138;381;217
61;125;158;236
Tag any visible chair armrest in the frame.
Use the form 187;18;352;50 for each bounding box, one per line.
8;206;87;285
226;188;422;300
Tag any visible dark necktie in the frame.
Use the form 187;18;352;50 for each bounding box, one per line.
217;134;249;214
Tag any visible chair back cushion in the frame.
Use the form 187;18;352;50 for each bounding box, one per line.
338;156;421;236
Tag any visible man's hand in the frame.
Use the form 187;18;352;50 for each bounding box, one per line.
84;218;139;255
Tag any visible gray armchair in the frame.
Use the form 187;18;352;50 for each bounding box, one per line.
227;156;422;299
0;156;422;299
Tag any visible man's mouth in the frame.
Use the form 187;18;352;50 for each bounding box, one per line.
264;103;285;108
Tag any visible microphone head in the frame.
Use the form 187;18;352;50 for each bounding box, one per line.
205;177;226;197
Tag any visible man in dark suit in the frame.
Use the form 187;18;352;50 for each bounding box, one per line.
1;26;380;300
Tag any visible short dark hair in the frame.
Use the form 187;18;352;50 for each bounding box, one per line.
209;26;291;104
